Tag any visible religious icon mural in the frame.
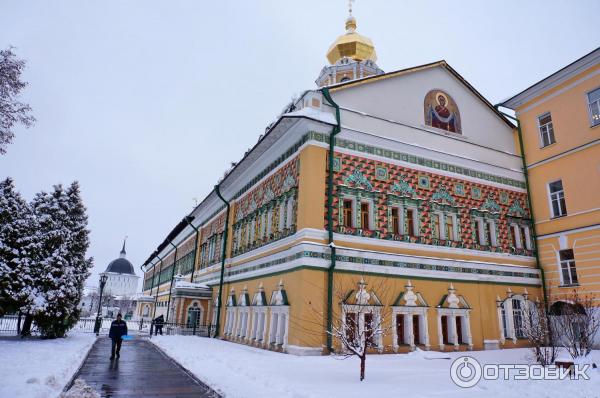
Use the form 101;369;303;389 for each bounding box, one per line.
424;90;461;134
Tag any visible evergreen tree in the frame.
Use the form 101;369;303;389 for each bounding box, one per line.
28;182;93;338
0;178;38;317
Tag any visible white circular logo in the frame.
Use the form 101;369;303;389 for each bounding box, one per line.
450;356;482;388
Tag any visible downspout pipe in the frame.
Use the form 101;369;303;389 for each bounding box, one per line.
151;254;164;321
494;106;549;307
165;242;178;322
214;184;231;338
321;87;341;353
185;218;201;283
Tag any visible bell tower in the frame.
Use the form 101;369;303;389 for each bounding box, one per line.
316;1;384;87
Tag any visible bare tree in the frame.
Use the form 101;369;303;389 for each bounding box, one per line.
522;298;558;366
0;47;35;154
328;277;393;381
550;290;600;359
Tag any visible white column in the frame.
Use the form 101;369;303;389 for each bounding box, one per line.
449;315;459;350
279;312;288;346
497;305;506;343
269;312;278;345
465;313;473;350
437;313;444;350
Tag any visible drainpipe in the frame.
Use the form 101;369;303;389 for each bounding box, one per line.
186;218;201;283
494;106;549;307
214;185;231;338
321;87;341;353
165;242;178;322
151;254;164;321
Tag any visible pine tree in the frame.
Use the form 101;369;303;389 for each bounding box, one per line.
28;182;93;338
0;178;38;317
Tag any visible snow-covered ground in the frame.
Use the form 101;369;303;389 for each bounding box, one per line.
151;336;600;398
0;333;96;398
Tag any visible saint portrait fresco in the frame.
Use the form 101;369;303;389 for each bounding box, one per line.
424;90;461;134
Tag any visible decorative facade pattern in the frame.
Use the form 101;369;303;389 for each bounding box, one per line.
199;212;227;268
328;153;534;256
231;157;300;257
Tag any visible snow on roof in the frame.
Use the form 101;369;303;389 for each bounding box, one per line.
283;107;337;125
174;280;210;290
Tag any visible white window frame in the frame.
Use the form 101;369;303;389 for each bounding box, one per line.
476;218;486;245
341;195;356;228
391;205;404;235
547;179;567;218
537;112;556;148
487;219;497;246
359;199;374;230
558;249;578;286
285;197;294;229
510;223;522;249
266;208;272;237
586;86;600;127
435;212;445;240
406;206;419;237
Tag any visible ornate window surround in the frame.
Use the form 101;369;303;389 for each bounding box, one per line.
391;281;430;351
436;284;473;351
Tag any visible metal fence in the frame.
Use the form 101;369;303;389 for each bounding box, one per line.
148;321;215;338
0;315;151;336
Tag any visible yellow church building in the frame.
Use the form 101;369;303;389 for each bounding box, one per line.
137;12;544;355
501;48;600;329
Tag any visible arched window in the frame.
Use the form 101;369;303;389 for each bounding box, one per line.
424;90;461;134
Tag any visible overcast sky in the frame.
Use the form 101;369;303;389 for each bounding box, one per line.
1;0;599;288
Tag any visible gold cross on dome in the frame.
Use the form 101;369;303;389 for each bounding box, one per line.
348;0;355;16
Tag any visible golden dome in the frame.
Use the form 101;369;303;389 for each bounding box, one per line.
326;16;377;65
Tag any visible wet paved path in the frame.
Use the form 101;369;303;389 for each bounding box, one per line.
72;337;218;397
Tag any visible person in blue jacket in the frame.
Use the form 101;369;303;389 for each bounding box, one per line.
108;313;128;359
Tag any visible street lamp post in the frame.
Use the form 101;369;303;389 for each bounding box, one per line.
94;274;108;335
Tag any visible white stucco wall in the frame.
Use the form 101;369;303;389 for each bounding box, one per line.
328;66;522;176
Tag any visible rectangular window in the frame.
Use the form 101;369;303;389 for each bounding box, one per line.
588;87;600;127
391;207;400;235
445;215;455;241
343;199;353;228
538;113;556;147
512;299;525;339
456;316;464;344
361;202;370;230
477;219;486;245
486;220;496;246
406;209;415;236
364;313;374;346
413;315;420;345
441;315;449;345
549;180;567;218
396;314;404;345
559;249;578;285
433;213;442;239
519;225;529;250
345;312;357;342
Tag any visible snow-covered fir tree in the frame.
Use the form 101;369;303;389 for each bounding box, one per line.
0;178;39;317
26;182;93;338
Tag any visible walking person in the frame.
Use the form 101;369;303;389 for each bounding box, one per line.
109;313;128;360
154;314;164;336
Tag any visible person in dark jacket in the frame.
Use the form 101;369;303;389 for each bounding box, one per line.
154;314;164;336
108;313;128;359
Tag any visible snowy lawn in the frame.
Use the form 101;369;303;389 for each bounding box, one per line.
151;336;600;398
0;333;96;398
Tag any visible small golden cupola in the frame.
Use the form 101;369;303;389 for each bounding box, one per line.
316;2;384;87
326;14;377;64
